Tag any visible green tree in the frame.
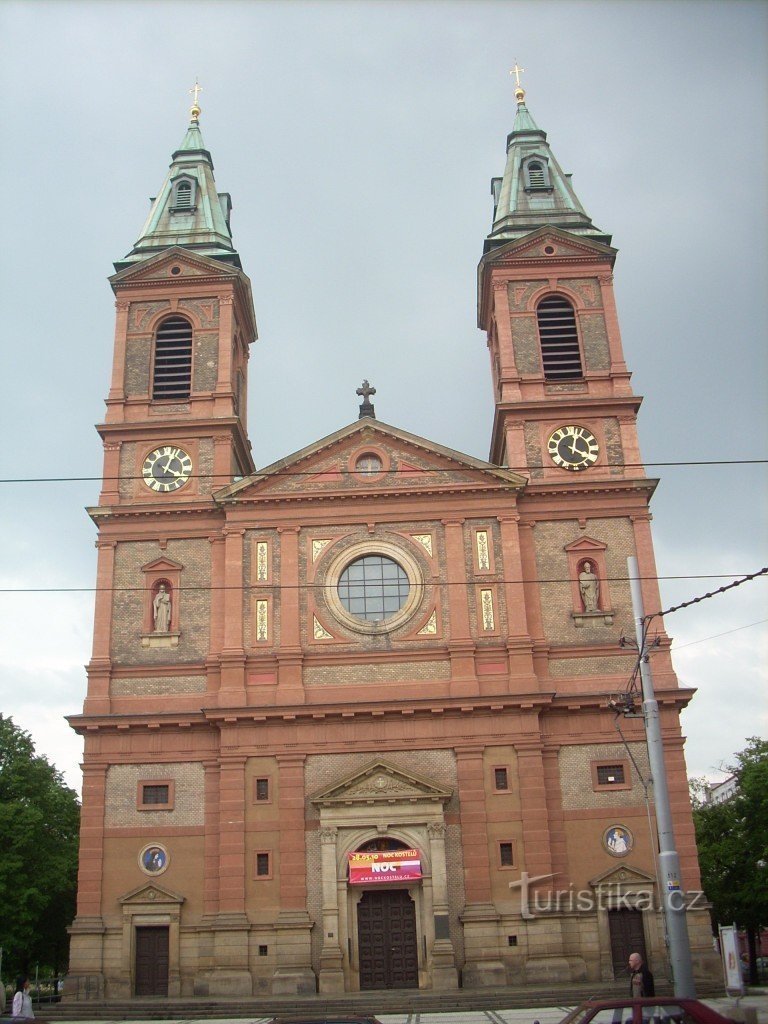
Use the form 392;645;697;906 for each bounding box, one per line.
0;715;80;980
692;737;768;986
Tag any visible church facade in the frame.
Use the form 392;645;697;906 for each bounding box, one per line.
67;87;717;998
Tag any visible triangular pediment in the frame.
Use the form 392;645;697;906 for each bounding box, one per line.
589;864;656;889
110;246;241;286
141;556;184;573
564;536;607;555
310;759;452;807
486;227;616;265
119;882;185;905
215;419;526;503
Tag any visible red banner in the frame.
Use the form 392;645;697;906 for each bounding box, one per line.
348;848;422;885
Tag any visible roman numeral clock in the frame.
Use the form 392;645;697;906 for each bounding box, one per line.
547;425;599;471
142;446;193;493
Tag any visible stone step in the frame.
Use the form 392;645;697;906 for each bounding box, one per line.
36;979;726;1020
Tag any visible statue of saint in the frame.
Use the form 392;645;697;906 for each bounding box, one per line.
153;584;172;632
578;561;600;612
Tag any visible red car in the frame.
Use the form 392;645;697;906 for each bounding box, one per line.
559;999;736;1024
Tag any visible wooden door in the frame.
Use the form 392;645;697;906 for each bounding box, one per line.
357;889;418;989
608;908;647;981
135;926;169;996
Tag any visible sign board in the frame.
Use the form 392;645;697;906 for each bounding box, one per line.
719;923;744;995
348;848;422;885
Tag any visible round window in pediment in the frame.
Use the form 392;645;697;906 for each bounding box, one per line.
355;452;383;477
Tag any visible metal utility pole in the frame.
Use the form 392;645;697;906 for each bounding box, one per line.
627;556;696;998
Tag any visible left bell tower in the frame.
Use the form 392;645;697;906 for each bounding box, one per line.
97;96;257;510
68;97;258;999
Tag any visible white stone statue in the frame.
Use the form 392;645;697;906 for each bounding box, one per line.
578;562;600;612
153;584;172;632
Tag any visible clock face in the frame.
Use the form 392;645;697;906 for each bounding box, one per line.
547;425;599;471
142;446;193;492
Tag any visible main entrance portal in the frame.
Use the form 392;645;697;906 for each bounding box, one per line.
357;889;418;989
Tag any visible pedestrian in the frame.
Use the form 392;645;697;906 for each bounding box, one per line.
11;976;34;1019
628;952;655;997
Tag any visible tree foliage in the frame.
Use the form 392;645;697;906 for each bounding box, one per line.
0;715;80;977
692;737;768;984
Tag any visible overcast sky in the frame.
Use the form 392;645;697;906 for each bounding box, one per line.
0;0;766;793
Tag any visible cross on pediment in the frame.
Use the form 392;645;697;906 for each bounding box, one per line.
356;379;376;419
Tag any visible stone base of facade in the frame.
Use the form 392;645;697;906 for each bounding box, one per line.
193;969;252;997
271;967;317;995
461;960;507;987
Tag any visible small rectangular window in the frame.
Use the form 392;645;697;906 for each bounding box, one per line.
590;759;631;792
499;842;514;867
137;780;175;810
142;784;169;804
256;852;271;877
254;777;270;802
258;945;268;957
494;767;509;791
596;764;626;786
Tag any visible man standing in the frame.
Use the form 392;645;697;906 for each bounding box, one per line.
629;952;655;997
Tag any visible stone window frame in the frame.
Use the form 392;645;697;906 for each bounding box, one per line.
492;766;509;792
591;759;632;793
150;315;194;402
323;538;424;636
169;173;197;211
498;840;516;869
254;851;273;879
522;154;553;192
136;779;176;811
253;777;271;804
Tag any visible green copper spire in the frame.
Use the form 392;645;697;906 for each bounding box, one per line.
115;94;241;271
485;82;610;252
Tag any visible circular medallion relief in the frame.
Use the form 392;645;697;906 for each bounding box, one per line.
139;843;169;875
603;825;633;858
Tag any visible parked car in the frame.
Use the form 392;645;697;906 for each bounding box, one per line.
266;1017;384;1024
558;999;737;1024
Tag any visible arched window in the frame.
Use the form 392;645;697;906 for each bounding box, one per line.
536;295;582;380
152;316;192;400
523;157;552;191
171;177;195;210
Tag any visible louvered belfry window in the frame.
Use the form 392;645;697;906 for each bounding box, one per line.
173;179;193;208
536;295;583;380
527;161;546;187
152;316;193;400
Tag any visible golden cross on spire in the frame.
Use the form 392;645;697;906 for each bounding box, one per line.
189;78;203;119
509;62;525;88
509;61;526;104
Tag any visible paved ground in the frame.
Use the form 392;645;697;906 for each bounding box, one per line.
46;992;768;1024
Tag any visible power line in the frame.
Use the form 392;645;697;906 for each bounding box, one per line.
0;458;766;484
1;572;765;595
672;618;768;653
648;567;768;621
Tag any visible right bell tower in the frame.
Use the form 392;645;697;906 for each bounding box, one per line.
479;77;643;484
